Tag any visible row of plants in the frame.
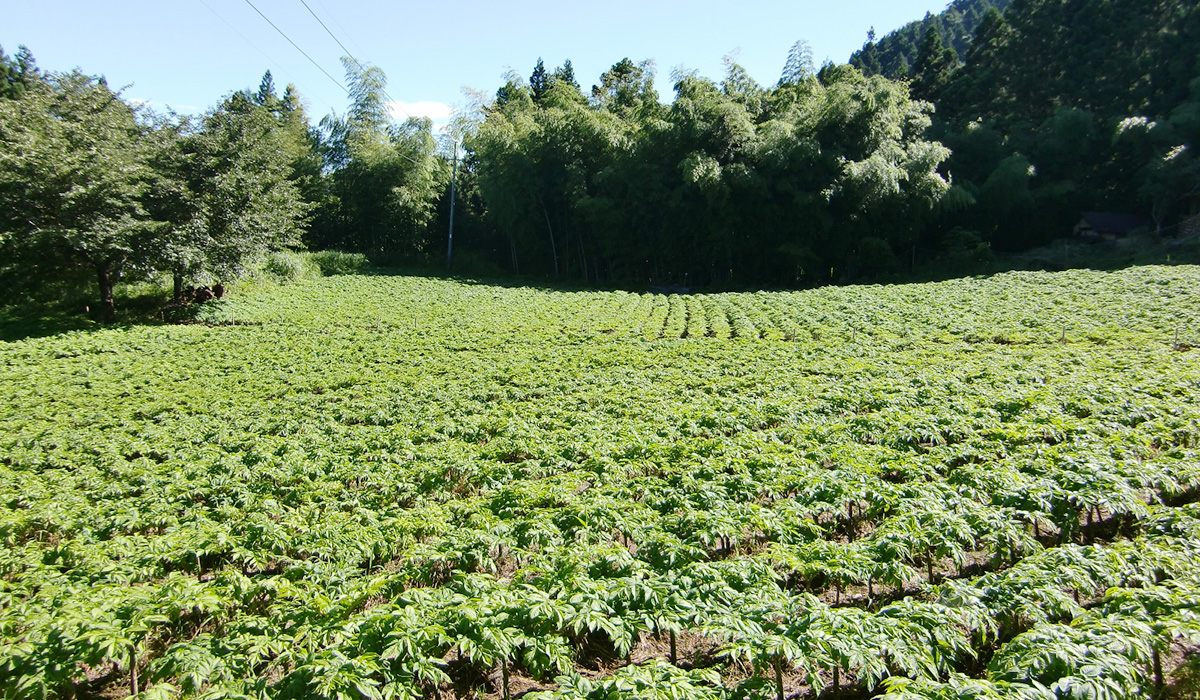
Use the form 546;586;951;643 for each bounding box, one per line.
2;267;1199;698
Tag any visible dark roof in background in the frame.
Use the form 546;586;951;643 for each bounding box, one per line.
1080;211;1150;234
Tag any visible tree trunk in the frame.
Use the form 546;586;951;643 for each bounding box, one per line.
173;271;184;303
97;264;116;324
562;208;571;278
578;230;589;284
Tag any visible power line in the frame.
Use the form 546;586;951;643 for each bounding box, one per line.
285;0;427;167
313;0;374;63
296;0;412;120
241;0;347;95
195;0;337;114
299;0;357;70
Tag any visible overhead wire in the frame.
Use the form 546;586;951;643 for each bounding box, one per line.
299;0;359;71
224;0;429;166
241;0;348;96
195;0;338;113
200;0;427;167
313;0;374;64
296;0;412;121
295;0;428;166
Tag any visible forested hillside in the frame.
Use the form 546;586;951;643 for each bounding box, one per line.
932;0;1200;249
849;0;1013;80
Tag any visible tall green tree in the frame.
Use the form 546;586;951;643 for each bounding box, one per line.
0;70;157;322
909;28;958;103
779;40;816;85
0;44;38;100
591;58;659;120
174;88;311;285
530;58;550;103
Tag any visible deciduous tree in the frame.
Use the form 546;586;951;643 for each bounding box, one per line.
0;70;157;322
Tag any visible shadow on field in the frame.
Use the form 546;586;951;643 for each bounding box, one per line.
369;263;628;296
0;308;97;342
0;287;172;343
392;232;1200;297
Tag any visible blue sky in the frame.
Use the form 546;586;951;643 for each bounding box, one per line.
3;1;949;127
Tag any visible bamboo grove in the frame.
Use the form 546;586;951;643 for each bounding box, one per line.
2;265;1200;699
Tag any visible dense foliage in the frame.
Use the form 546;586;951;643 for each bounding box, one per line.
0;0;1197;324
915;0;1200;250
0;69;157;323
306;60;445;261
468;60;950;285
6;0;1200;304
849;0;1013;80
0;54;313;320
459;0;1200;281
2;267;1200;699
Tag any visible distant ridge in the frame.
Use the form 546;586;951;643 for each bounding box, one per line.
849;0;1014;79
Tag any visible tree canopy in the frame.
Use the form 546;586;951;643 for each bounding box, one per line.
0;61;313;320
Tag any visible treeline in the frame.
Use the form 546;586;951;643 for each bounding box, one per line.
3;0;1200;317
460;0;1200;284
464;58;951;285
849;0;1014;80
0;52;448;321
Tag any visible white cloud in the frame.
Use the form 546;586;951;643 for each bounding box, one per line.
388;100;453;122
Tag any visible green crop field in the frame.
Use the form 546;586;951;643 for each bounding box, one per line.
3;266;1200;700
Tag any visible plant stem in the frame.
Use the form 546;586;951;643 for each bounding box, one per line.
1153;647;1164;698
130;644;139;697
774;654;784;700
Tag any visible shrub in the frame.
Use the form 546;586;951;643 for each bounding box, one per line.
309;251;370;276
261;250;320;283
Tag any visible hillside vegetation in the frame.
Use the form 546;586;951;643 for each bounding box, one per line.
5;0;1200;319
3;267;1200;699
849;0;1014;79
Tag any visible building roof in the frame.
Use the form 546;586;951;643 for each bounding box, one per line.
1079;211;1149;234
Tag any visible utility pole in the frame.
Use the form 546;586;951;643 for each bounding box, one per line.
447;141;457;271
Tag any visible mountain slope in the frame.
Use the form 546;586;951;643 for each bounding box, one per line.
849;0;1014;79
